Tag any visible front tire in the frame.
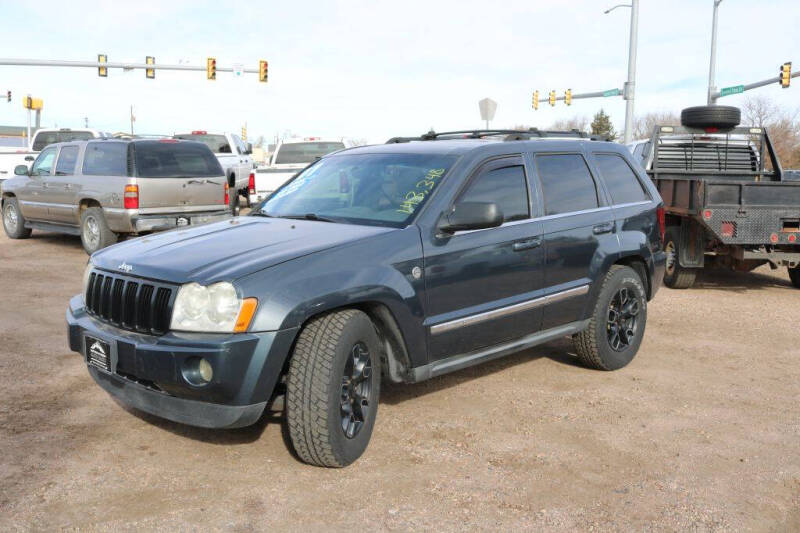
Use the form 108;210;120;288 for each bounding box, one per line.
286;309;381;467
663;227;697;289
573;265;647;371
2;197;32;239
80;207;117;255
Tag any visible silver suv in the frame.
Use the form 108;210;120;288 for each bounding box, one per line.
1;139;230;254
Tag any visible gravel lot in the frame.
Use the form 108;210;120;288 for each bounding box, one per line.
1;229;798;531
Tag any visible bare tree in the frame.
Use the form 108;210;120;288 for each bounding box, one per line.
742;96;780;128
547;116;590;133
742;96;800;168
632;111;680;140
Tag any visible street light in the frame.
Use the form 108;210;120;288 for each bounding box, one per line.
707;0;724;104
604;0;639;144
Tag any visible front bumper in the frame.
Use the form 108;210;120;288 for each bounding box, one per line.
67;295;297;428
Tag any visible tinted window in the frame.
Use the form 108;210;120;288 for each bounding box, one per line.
459;164;529;222
275;142;346;164
32;146;57;175
173;134;231;153
55;146;79;175
535;154;599;215
33;131;93;151
134;141;224;178
593;153;649;204
82;142;128;176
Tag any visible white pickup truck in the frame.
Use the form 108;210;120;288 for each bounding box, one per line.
0;128;108;184
248;137;351;204
173;131;253;206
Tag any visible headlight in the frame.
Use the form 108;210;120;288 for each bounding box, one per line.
82;263;94;296
170;282;256;333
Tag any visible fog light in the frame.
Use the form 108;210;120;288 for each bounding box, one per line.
198;358;213;383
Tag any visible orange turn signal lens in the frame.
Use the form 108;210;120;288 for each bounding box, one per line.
234;298;258;333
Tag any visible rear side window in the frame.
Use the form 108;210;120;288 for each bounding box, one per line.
535;154;599;215
134;141;224;178
83;143;128;176
55;146;79;175
459;163;529;222
593;153;649;204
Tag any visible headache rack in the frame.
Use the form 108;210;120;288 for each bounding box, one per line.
649;125;783;181
386;128;611;144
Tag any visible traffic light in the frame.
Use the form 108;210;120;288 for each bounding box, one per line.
241;125;247;142
207;57;217;80
98;54;107;77
532;90;539;110
6;90;10;103
780;62;792;88
259;60;268;83
565;89;572;106
549;90;556;106
146;56;155;79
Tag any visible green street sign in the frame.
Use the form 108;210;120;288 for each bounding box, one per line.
720;85;744;96
602;88;621;97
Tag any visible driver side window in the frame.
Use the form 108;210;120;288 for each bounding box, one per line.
32;146;57;176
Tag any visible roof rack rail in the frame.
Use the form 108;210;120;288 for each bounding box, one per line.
385;128;610;144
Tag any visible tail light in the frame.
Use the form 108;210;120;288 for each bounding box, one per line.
224;182;229;205
124;184;139;209
656;206;666;244
248;172;255;195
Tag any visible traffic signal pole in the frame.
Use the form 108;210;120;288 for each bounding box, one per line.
711;67;798;100
707;0;723;104
621;0;639;144
0;57;263;76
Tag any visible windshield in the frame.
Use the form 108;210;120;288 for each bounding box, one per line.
259;153;458;227
135;141;224;178
274;142;346;164
173;134;231;154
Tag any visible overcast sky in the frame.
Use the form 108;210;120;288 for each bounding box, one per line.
1;0;798;144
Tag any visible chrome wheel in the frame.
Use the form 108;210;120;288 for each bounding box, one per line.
4;203;19;233
340;342;372;439
83;215;100;249
607;287;641;352
664;240;677;276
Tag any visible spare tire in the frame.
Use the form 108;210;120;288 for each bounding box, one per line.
680;105;740;129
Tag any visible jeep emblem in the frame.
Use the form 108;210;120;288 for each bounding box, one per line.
118;262;133;273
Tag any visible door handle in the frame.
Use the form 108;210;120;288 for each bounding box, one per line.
64;184;72;189
512;237;542;251
593;222;614;235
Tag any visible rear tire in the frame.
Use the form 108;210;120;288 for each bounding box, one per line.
573;265;647;371
286;309;381;467
680;105;740;129
80;207;117;255
789;266;800;289
2;197;32;239
663;227;697;289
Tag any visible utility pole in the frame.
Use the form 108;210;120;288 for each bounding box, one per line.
26;94;31;142
130;105;134;135
707;0;724;104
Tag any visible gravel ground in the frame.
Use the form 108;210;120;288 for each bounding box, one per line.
0;230;798;531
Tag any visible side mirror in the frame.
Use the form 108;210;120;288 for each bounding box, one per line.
14;165;29;176
247;143;253;154
438;202;503;234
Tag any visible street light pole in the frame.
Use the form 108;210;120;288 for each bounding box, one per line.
605;0;639;144
707;0;724;104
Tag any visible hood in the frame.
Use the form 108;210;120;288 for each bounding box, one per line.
91;216;394;284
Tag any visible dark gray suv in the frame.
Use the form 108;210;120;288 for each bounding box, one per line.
67;130;666;467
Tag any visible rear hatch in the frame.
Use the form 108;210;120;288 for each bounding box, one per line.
133;140;227;213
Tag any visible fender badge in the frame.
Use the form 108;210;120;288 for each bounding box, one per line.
118;262;133;273
411;266;422;279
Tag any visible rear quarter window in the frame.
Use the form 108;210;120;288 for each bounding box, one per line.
592;153;650;205
82;142;129;176
134;142;224;178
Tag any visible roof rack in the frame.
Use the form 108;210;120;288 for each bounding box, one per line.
385;128;610;144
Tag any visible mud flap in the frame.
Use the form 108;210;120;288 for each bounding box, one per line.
679;219;705;268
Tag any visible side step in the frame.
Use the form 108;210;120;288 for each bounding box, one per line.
410;320;589;382
24;221;81;236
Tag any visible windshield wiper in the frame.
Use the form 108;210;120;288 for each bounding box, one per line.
279;213;339;223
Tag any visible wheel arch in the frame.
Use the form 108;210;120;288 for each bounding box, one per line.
78;198;102;213
614;254;651;300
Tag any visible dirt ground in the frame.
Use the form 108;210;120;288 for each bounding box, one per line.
0;229;798;532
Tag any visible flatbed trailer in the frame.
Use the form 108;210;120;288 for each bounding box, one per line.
642;125;800;288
